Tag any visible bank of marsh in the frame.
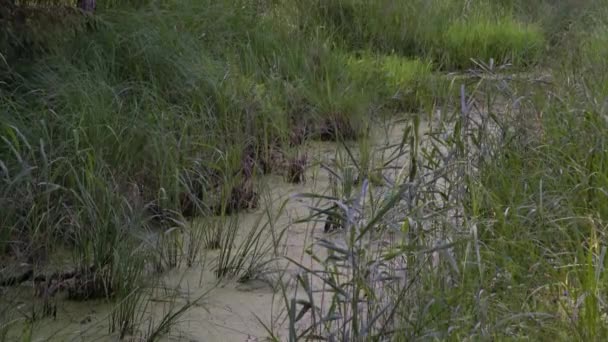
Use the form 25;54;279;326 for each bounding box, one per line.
2;0;608;341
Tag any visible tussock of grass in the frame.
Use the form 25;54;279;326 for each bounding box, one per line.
443;18;545;69
298;0;457;57
344;53;433;110
298;0;547;70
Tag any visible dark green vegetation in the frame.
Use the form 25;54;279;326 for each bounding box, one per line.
2;0;608;340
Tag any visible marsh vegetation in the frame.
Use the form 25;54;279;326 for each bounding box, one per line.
2;0;608;340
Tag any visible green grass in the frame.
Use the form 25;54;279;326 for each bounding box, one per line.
443;18;545;69
576;17;608;98
3;0;608;340
342;53;434;110
295;0;549;70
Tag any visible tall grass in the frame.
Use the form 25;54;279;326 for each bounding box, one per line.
2;0;608;340
292;0;547;70
273;46;608;341
1;0;290;339
443;18;544;69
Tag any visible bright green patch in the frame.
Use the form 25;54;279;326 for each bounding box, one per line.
342;52;433;111
443;17;545;69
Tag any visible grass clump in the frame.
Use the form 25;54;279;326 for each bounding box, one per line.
296;0;547;70
443;18;545;69
344;53;433;111
296;0;458;58
377;55;434;110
